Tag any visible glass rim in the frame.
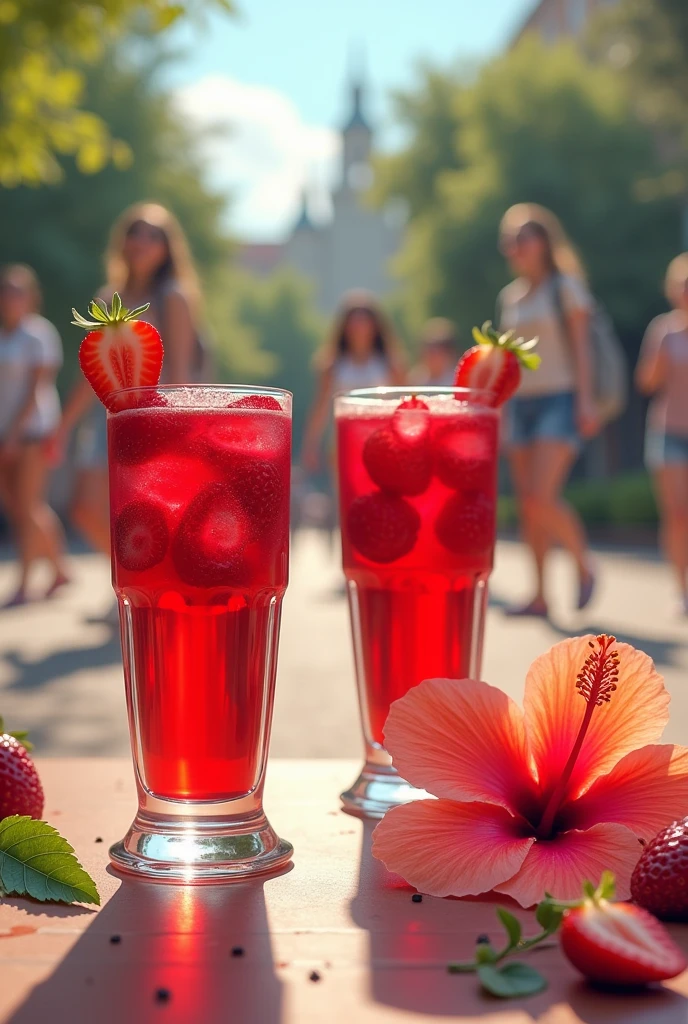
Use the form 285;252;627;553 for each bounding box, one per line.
111;383;292;398
106;383;292;414
334;384;494;402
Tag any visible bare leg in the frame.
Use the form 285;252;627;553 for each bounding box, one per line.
70;468;110;556
653;465;688;604
507;446;550;611
14;443;69;594
526;441;589;568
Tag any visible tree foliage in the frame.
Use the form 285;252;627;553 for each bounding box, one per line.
0;45;235;380
0;0;231;185
375;38;680;352
210;269;325;443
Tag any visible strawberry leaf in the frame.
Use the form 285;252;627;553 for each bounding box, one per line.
519;352;541;371
477;962;547;999
496;908;522;950
0;816;100;905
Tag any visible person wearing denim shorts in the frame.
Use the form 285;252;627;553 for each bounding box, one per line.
636;253;688;614
498;204;600;618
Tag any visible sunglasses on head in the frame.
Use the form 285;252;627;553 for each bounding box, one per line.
125;221;168;245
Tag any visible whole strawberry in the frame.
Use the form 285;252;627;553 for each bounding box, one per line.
454;323;540;407
0;719;44;819
631;817;688;921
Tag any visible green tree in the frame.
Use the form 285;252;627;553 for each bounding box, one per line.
0;44;240;381
210;269;325;445
0;0;231;185
590;0;688;203
376;37;679;351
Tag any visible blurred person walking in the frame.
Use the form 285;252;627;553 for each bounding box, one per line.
302;291;405;473
53;202;207;562
498;203;599;618
636;254;688;615
0;264;69;606
408;318;458;387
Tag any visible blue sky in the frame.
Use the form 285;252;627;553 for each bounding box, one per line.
168;0;532;240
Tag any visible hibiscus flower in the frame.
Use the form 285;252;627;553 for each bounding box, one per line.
372;635;688;907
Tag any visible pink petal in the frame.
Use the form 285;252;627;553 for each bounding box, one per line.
372;799;534;898
495;822;642;907
523;636;668;804
384;678;539;817
561;744;688;840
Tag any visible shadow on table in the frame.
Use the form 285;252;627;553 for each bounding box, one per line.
8;875;283;1024
350;822;688;1022
1;633;121;697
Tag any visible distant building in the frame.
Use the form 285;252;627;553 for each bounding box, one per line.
237;74;405;315
512;0;619;45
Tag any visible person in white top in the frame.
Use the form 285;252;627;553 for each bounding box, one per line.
0;265;69;605
498;204;599;618
51;203;204;570
636;254;688;614
302;291;406;473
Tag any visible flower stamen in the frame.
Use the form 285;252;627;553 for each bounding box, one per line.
535;636;619;839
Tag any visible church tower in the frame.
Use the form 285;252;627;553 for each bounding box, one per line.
279;59;404;314
341;80;373;192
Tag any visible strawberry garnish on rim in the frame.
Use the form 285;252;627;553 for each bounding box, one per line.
454;322;540;408
72;292;164;411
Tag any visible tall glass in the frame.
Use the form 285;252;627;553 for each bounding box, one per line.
107;385;293;881
336;387;498;817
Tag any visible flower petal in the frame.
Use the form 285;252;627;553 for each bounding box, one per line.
495;822;641;907
383;678;539;816
523;636;668;804
561;744;688;840
372;799;534;898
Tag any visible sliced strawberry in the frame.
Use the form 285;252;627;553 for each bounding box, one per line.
233;395;282;411
172;483;249;588
433;419;497;491
631;817;688;921
347;492;420;564
363;398;432;496
561;900;687;986
73;294;163;411
434;492;495;556
114;500;169;572
109;408;184;466
454;323;540;408
226;453;286;535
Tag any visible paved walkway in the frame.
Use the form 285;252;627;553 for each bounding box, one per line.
0;531;686;757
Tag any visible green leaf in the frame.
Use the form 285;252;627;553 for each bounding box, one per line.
535;900;563;932
477;962;548;999
0;816;100;905
597;871;616;901
519;352;542;371
496;908;522;950
583;880;596;900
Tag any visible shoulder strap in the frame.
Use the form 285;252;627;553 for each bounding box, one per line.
550;273;572;347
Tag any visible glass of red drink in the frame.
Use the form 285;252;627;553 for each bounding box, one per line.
107;385;293;881
336;387;498;818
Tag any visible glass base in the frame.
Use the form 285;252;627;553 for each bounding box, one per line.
109;812;293;883
340;762;429;820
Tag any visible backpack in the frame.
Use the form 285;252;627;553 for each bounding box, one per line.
551;275;628;425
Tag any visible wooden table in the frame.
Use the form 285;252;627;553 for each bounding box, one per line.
1;760;687;1023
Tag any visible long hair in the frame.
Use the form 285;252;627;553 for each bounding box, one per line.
0;263;42;312
104;202;202;316
315;291;401;372
500;203;586;281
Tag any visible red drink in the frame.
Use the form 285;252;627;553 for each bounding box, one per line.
108;391;290;804
336;389;498;816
